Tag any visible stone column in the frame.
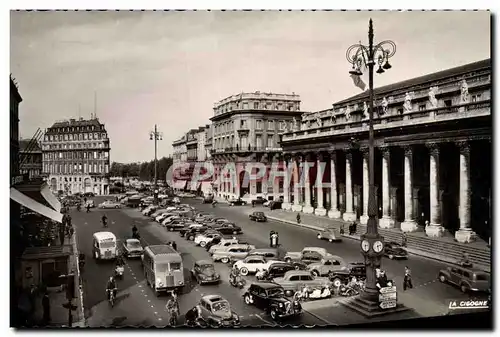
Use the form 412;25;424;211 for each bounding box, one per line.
315;153;327;216
425;143;445;237
359;148;369;225
291;155;303;212
342;150;357;222
272;155;280;201
379;147;395;228
328;151;341;218
282;156;291;210
262;157;269;199
302;154;314;214
455;141;476;243
401;146;418;232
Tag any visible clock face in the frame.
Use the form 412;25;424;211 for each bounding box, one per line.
373;240;384;253
361;240;370;252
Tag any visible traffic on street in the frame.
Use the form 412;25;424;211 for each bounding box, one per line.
72;194;488;327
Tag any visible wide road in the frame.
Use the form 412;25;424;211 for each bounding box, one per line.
72;196;327;327
182;199;488;323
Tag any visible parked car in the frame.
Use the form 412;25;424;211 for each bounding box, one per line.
211;223;243;235
438;265;491;293
191;260;220;285
247;248;280;260
243;283;302;321
284;247;329;264
251;197;267;206
84;192;95;197
161;215;182;225
307;255;347;277
155;213;172;223
85;200;95;208
212;244;254;263
328;262;366;286
249;211;267;222
203;195;214;204
164;219;190;231
208;238;240;254
316;227;342;242
233;255;278;276
179;224;207;238
122;238;144;258
272;270;332;297
185;228;217;241
150;209;168;219
142;205;158;216
197;295;240;327
384;242;409;260
98;200;122;209
229;198;247;206
194;232;223;248
256;262;297;281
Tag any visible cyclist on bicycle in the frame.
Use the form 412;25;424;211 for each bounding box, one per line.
166;291;180;325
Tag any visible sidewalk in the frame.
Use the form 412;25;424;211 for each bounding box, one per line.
32;233;86;327
247;206;490;272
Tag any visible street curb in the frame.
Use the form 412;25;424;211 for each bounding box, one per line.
267;216;491;273
72;232;87;327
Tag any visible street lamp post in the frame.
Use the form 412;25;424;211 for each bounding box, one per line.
345;19;399;314
150;125;163;205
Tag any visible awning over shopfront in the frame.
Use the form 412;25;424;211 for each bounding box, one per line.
10;187;63;223
40;184;62;211
201;182;212;195
190;181;201;191
173;180;187;190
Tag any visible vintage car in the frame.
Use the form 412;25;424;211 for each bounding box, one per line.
247;248;280;260
249;211;267;222
256;262;296;281
438;265;491;293
179;224;208;238
269;200;282;210
212;244;255;263
191;260;220;285
198;295;240;327
194;232;223;248
85;200;96;208
316;226;342;242
272;270;332;297
233;255;278;276
228;198;247;206
384;242;409;260
150;209;169;219
243;283;302;321
208;238;240;254
142;205;159;216
328;262;366;286
161;215;182;225
284;247;329;264
211;223;243;235
155;213;172;223
122;238;144;258
306;255;347;278
186;229;219;241
164;219;190;231
98;200;122;209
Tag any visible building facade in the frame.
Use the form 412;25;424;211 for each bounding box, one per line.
172;136;187;164
10;77;22;185
19;139;43;180
42;117;111;195
278;59;491;243
210;92;303;201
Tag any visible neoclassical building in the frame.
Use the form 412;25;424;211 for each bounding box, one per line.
42;117;111;195
278;59;491;243
210;92;303;201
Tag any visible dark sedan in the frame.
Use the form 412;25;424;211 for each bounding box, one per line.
191;260;220;285
229;198;247;206
211;223;243;235
249;211;267;222
165;219;190;231
243;283;302;321
384;242;408;259
179;225;209;238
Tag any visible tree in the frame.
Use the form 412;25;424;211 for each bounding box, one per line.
110;156;173;182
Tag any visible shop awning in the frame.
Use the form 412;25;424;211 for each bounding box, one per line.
10;187;63;223
190;181;201;191
201;182;212;194
40;184;61;211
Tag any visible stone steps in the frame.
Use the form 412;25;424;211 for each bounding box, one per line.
355;224;491;271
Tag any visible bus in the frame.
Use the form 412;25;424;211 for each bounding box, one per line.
142;245;184;296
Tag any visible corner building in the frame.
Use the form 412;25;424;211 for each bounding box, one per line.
42;117;111;195
279;59;491;244
210;92;303;201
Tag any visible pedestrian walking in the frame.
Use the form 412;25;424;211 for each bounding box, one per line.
401;232;407;247
171;241;177;251
296;213;301;224
42;291;51;325
403;266;413;291
340;224;345;235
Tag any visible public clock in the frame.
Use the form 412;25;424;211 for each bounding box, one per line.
373;240;384;253
361;240;370;252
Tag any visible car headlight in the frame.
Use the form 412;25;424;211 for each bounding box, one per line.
156;278;164;286
214;273;220;278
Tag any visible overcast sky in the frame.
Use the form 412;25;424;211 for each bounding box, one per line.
10;10;490;163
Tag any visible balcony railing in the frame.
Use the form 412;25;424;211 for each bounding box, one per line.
282;100;490;143
210;146;283;155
